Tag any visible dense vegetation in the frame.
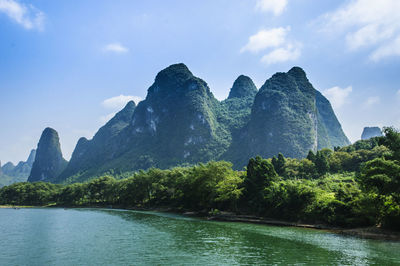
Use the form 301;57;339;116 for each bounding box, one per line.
1;127;399;230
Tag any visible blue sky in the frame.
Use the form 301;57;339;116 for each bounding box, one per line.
1;0;400;164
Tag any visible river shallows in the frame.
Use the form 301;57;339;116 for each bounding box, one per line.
0;208;399;265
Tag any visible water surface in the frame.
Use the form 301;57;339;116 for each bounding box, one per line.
0;208;399;265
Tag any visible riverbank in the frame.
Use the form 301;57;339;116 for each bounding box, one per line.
2;205;399;241
338;227;400;241
0;205;38;208
206;212;400;241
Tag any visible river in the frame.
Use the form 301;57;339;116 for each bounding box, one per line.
0;208;399;265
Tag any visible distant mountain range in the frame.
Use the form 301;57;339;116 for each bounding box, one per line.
0;149;36;186
2;63;351;184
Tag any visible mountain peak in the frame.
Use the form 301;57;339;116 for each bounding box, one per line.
125;100;136;108
155;63;193;82
288;66;307;79
26;149;36;167
147;63;196;96
42;127;58;138
109;100;136;123
28;127;67;182
228;75;257;99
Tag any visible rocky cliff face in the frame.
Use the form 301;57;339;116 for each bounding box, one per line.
28;128;67;182
57;64;350;182
128;64;228;165
225;67;349;166
26;149;36;168
361;127;383;140
245;67;319;159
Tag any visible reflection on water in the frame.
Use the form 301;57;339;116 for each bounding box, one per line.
0;208;399;265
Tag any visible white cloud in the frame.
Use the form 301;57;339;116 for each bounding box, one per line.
397;90;400;98
241;27;289;53
102;95;142;110
370;36;400;61
322;86;352;109
255;0;288;16
320;0;400;61
241;27;301;64
0;0;44;30
103;43;129;54
364;96;380;107
260;43;301;64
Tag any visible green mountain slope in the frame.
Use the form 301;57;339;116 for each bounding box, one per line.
55;64;350;183
58;101;136;181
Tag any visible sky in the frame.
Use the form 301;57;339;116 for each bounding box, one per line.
1;0;400;164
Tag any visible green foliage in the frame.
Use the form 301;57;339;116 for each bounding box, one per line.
360;158;400;195
307;150;316;162
315;151;329;175
381;127;400;161
243;156;277;214
264;180;316;220
357;127;400;229
2;128;400;230
0;182;61;206
272;153;286;176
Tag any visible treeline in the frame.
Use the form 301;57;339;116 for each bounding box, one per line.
1;128;399;230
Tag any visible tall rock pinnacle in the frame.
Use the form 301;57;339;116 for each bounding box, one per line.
28;128;67;182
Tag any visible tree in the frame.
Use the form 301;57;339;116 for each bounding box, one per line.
359;158;400;228
271;153;286;176
58;183;86;206
329;152;352;173
298;159;317;179
315;151;329;175
271;156;278;172
243;156;278;214
307;150;316;162
381;127;400;161
87;176;116;204
215;172;243;211
360;158;400;197
276;153;286;176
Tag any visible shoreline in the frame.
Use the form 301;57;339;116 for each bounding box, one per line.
206;213;400;241
2;205;399;241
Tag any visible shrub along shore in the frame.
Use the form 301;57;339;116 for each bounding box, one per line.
1;127;399;235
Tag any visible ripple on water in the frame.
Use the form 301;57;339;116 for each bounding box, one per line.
0;208;399;265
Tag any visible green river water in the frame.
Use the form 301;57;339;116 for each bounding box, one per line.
0;208;399;265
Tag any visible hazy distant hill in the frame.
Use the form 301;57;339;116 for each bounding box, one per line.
361;127;383;140
0;149;36;187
